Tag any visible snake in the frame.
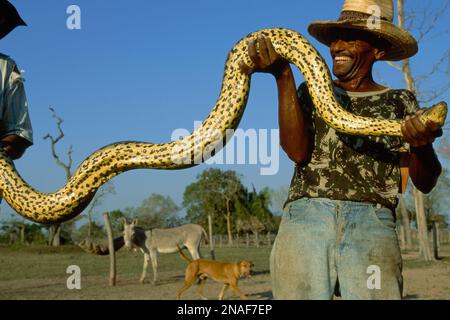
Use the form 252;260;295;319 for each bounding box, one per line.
0;28;447;225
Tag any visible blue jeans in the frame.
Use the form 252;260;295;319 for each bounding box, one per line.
270;198;403;300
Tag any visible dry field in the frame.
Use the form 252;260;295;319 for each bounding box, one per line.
0;244;449;300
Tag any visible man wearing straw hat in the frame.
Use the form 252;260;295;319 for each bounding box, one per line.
0;0;33;160
240;0;442;299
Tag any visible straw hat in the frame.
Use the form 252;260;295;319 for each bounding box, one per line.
0;0;27;40
308;0;418;61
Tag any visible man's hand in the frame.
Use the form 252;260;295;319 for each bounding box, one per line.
0;134;32;160
401;109;443;194
401;109;443;149
238;35;290;78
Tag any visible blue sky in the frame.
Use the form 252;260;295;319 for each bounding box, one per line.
1;0;449;223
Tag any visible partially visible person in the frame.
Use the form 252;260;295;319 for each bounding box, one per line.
0;0;33;159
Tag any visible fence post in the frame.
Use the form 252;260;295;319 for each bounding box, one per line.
267;232;272;246
432;222;439;260
208;214;216;260
219;235;223;248
103;212;116;286
246;233;250;247
236;234;240;248
255;232;259;248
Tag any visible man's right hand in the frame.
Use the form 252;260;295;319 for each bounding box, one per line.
238;35;290;78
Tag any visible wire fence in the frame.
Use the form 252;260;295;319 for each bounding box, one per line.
209;228;450;249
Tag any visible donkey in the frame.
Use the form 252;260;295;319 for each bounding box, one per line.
123;219;208;284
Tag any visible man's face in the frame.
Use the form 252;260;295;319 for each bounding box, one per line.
330;30;384;82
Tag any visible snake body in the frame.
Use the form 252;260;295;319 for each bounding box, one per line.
1;28;447;224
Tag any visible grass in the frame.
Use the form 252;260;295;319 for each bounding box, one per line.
0;245;271;276
1;244;449;299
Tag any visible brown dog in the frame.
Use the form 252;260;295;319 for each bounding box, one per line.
176;245;254;300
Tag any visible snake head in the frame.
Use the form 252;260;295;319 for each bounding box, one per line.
419;101;448;127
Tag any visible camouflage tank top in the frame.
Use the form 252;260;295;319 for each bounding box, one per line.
286;82;419;210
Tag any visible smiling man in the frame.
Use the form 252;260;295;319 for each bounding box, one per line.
240;0;442;299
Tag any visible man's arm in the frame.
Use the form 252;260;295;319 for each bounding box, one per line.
239;36;310;164
401;111;442;193
1;62;33;160
276;66;310;164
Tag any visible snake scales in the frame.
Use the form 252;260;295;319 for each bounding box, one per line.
0;28;447;224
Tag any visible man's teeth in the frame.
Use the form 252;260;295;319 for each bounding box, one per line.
335;56;353;63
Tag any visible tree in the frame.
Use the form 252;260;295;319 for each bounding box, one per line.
425;169;450;229
129;193;180;229
73;221;106;242
43;107;73;246
44;107;116;245
390;0;449;261
183;168;245;246
0;216;46;245
109;210;127;235
238;186;278;234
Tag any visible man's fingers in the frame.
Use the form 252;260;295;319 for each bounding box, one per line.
404;116;428;145
264;37;279;62
257;36;271;66
415;109;426;116
426;121;443;137
401;122;413;142
238;61;251;75
404;116;421;139
410;116;433;140
247;39;261;66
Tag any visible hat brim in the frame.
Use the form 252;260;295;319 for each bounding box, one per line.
0;0;27;40
308;19;418;61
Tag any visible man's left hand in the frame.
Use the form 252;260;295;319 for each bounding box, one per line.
0;134;32;160
401;109;443;149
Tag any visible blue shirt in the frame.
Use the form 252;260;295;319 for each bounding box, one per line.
0;53;33;144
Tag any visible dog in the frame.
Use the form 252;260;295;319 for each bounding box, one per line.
176;245;254;300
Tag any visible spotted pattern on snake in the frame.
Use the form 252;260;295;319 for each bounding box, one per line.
0;28;447;224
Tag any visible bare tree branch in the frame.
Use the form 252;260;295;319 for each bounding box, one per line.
43;107;73;181
405;0;450;42
415;49;450;84
386;61;403;71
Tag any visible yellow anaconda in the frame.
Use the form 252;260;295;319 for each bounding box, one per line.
1;28;447;224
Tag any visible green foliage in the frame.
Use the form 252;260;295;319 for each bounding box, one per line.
108;209;127;235
0;219;46;245
183;168;278;234
126;193;180;229
183;168;245;234
236;187;279;233
72;221;106;242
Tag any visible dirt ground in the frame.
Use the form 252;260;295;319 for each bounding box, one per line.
0;244;449;300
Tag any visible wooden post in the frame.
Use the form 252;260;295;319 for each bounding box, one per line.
219;235;223;248
255;232;259;248
267;232;272;246
20;225;25;245
236;234;240;248
432;222;439;260
103;212;116;286
208;214;216;260
246;233;250;247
